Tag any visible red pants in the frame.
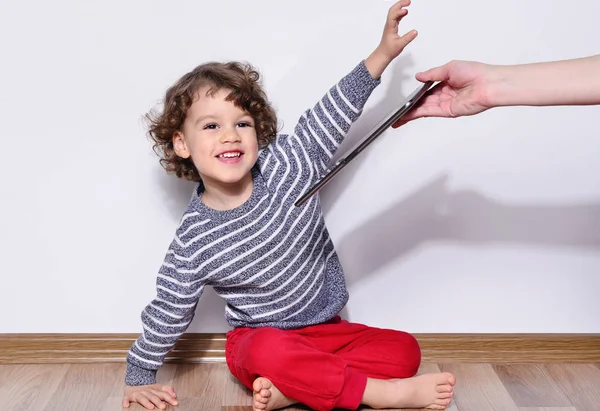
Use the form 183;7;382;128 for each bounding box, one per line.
225;316;421;411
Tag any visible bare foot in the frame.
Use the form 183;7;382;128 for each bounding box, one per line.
252;377;297;411
362;372;456;410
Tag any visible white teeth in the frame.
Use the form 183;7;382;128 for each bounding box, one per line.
219;152;241;158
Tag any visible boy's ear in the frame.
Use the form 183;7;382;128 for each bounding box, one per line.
173;131;191;159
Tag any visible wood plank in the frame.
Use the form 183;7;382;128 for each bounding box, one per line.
494;364;571;407
0;364;69;411
222;373;252;407
3;363;599;411
544;364;600;411
439;364;519;411
171;363;227;410
518;408;577;411
418;334;600;363
1;333;599;364
156;363;179;389
103;396;212;411
170;397;219;410
105;364;128;397
43;364;124;411
100;397;125;411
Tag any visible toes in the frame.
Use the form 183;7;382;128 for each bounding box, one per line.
435;372;455;384
252;378;263;392
438;392;453;399
426;405;446;410
254;393;268;404
260;388;271;398
437;384;453;393
253;377;272;393
435;397;452;406
253;400;267;410
444;372;456;385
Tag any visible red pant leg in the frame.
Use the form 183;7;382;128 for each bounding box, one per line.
290;319;421;379
332;321;421;379
225;326;367;411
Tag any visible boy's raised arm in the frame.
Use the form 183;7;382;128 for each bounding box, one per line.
293;0;417;174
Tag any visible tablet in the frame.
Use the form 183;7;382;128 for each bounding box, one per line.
294;80;434;207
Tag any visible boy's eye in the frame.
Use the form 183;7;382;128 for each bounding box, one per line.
237;121;253;128
204;123;218;130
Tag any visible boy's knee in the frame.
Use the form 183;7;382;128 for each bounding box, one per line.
402;332;422;376
381;329;421;377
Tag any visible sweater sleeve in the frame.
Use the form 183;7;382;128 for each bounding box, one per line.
125;234;205;386
293;60;380;176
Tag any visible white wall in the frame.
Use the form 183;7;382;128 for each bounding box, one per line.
1;0;599;334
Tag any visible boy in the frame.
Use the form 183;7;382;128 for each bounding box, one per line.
123;1;455;410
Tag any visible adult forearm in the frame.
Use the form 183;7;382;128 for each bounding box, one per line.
488;54;600;107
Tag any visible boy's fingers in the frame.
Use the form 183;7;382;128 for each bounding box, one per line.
387;1;410;30
122;397;130;408
146;391;167;409
155;390;178;405
391;0;411;12
396;30;418;50
133;394;155;410
388;7;408;28
162;385;177;398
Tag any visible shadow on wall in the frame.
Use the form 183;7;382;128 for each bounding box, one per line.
337;173;600;286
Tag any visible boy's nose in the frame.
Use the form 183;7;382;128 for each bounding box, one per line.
221;128;241;143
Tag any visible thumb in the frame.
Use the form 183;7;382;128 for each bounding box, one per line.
416;62;452;83
122;398;130;408
395;29;418;52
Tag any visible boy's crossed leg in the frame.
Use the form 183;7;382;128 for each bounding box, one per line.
225;319;455;411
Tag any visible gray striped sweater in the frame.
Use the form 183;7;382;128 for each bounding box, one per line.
126;60;380;385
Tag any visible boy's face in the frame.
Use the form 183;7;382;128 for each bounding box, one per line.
174;86;259;188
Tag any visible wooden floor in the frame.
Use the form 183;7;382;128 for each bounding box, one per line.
1;362;599;411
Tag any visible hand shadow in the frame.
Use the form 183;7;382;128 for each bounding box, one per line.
320;54;415;216
338;174;600;286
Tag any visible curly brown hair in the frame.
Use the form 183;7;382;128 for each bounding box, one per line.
145;61;279;182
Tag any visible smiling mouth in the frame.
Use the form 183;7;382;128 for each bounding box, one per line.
217;152;242;158
216;151;244;164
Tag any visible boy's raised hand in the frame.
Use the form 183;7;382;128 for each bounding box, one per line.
378;0;418;61
122;384;178;410
365;0;418;79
